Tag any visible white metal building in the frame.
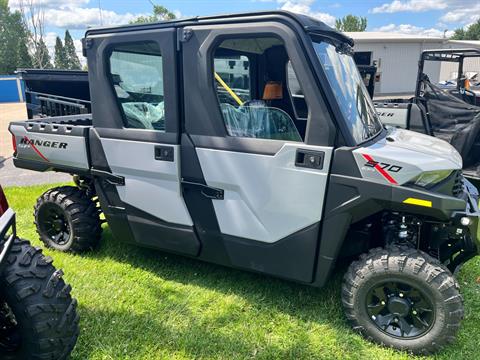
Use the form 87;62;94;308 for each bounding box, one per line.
346;32;448;96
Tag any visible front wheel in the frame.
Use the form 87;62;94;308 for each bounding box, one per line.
342;246;464;354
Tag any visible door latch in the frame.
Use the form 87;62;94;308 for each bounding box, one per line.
155;146;174;162
182;181;224;200
90;168;125;186
295;149;324;170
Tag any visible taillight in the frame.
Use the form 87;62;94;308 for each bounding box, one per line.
0;185;8;216
11;134;17;154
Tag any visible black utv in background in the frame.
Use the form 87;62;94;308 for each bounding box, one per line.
0;184;79;359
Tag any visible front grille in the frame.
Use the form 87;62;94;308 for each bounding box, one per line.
452;171;464;197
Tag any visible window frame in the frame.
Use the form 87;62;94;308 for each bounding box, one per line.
286;60;309;121
181;22;336;151
89;28;178;144
106;41;166;132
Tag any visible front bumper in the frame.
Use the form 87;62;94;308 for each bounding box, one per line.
0;208;16;268
447;181;480;270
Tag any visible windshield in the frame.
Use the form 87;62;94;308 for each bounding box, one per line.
312;40;383;144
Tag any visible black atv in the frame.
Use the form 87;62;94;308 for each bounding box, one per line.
0;184;79;359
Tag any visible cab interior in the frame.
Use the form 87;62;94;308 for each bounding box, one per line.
213;37;309;141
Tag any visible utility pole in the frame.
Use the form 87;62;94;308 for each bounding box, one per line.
98;0;104;26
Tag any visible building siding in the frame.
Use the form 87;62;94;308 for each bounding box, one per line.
0;75;25;103
353;42;443;95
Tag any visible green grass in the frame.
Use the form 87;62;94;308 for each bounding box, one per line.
4;184;480;360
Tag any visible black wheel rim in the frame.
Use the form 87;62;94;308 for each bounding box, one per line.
38;203;71;246
366;281;435;339
0;301;21;353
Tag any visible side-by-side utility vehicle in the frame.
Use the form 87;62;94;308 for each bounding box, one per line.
0;184;79;359
8;11;480;354
375;49;480;185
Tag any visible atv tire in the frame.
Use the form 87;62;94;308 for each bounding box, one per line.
342;246;463;354
0;238;79;359
35;186;102;253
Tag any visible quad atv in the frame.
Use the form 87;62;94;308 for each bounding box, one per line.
8;11;480;354
0;184;79;359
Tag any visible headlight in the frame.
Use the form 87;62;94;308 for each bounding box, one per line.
411;170;453;188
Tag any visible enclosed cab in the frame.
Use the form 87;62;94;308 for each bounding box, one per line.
8;11;480;353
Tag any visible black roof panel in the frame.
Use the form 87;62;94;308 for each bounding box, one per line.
85;10;352;45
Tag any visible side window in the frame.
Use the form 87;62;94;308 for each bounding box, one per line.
108;41;165;131
287;62;309;119
213;37;303;142
214;55;251;105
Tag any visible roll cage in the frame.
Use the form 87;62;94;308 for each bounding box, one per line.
415;48;480;104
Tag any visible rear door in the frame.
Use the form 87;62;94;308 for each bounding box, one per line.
180;21;336;282
86;28;199;255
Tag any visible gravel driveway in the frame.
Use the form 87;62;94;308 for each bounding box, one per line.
0;156;71;187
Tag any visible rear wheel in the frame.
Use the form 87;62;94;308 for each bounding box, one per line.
0;238;79;359
35;186;102;253
342;246;463;354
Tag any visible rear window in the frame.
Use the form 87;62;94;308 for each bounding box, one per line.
108;41;165;131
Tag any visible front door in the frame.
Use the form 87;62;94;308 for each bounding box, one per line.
180;23;336;282
86;28;199;256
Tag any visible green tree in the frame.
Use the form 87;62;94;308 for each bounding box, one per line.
335;15;368;32
33;38;52;69
451;28;466;40
64;30;81;70
54;36;68;69
0;0;32;73
16;41;33;69
130;5;176;24
451;19;480;40
0;0;16;73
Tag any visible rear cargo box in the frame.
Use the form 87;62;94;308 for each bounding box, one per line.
9;115;92;173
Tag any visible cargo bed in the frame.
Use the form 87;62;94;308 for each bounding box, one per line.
9;114;92;174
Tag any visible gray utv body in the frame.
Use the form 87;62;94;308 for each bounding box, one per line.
7;11;480;354
8;11;480;286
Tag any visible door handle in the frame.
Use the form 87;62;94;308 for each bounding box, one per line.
182;181;224;200
295;149;324;170
155;146;174;162
90;168;125;186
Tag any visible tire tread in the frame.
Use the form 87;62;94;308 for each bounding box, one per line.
34;186;102;253
1;238;79;360
342;246;464;354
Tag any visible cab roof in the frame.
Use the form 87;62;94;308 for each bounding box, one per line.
84;10;353;46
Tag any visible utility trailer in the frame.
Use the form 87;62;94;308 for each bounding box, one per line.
375;49;480;186
8;11;480;354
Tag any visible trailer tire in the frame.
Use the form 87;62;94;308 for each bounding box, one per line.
342;246;463;355
0;238;79;359
35;186;102;253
